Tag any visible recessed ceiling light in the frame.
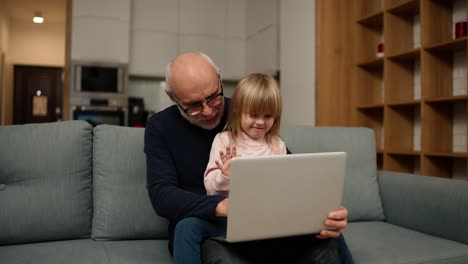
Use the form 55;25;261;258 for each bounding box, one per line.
33;12;44;24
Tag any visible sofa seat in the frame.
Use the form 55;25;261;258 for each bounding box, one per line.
0;239;172;264
344;222;468;264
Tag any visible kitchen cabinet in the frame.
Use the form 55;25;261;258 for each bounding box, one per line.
71;0;131;63
129;0;248;80
129;0;179;76
246;0;278;74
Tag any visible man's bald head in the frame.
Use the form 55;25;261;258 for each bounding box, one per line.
165;52;220;94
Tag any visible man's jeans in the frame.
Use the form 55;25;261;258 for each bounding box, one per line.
173;217;227;264
174;217;354;264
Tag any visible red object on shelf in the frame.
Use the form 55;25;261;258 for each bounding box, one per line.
455;21;467;39
376;43;384;58
377;43;384;53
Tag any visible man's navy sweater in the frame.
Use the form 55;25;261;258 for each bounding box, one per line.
144;99;230;251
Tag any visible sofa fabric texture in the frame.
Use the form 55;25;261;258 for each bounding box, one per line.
280;125;385;222
0;239;172;264
344;222;468;264
1;121;468;264
378;171;468;245
0;121;93;245
92;125;169;240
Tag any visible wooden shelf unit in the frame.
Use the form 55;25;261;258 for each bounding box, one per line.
352;0;468;179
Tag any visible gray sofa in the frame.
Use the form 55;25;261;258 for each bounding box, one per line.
0;121;467;264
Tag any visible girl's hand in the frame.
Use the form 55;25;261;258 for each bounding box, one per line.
215;145;237;176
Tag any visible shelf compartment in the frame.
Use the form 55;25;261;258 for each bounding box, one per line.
425;152;467;158
356;0;384;20
421;0;460;46
422;155;467;179
425;95;468;104
356;106;384;151
387;48;421;61
421;49;466;98
385;57;421;102
387;100;421;106
384;104;421;153
354;65;384;105
387;150;420;155
385;1;421;54
387;0;420;17
384;152;421;174
357;58;384;69
357;11;384;27
422;101;467;154
425;37;467;53
355;22;384;62
357;103;385;110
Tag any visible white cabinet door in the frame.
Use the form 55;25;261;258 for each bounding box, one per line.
73;0;130;21
226;0;246;39
246;0;278;74
132;0;178;33
179;35;225;73
246;24;278;75
246;0;277;38
71;0;131;63
224;38;246;80
223;0;246;79
129;0;179;76
179;0;226;36
130;32;178;76
178;0;246;80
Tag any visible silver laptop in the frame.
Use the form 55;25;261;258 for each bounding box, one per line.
218;152;347;243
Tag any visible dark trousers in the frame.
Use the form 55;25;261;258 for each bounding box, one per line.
202;234;343;264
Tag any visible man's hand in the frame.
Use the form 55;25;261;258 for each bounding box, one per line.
215;198;229;217
316;206;348;239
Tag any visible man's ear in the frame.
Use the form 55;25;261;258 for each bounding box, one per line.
165;90;176;102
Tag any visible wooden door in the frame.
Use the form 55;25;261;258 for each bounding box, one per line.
14;66;62;124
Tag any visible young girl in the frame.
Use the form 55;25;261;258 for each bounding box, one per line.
172;73;284;264
204;72;286;195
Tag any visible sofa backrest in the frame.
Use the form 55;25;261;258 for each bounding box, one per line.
92;125;169;240
280;125;385;222
0;121;93;245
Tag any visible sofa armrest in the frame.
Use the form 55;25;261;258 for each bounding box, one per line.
378;171;468;245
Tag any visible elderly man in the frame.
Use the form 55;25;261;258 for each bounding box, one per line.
145;52;350;263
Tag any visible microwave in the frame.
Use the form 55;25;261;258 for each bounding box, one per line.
72;61;127;94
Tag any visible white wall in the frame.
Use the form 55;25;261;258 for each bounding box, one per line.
9;18;65;66
279;0;315;126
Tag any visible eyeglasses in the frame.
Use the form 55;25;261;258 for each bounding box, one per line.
171;76;224;116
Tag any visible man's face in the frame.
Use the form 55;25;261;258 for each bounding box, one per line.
171;76;225;130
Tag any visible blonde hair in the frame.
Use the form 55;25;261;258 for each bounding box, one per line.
224;73;282;144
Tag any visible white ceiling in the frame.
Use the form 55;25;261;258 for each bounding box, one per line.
3;0;67;24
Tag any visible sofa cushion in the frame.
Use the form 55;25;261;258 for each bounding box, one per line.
343;222;468;264
280;126;385;222
92;125;169;240
0;121;93;245
378;171;468;245
0;239;172;264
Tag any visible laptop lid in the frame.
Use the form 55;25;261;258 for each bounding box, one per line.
225;152;347;243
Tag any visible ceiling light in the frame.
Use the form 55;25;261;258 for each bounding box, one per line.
33;12;44;24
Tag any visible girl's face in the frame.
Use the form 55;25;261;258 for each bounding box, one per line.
241;113;275;140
